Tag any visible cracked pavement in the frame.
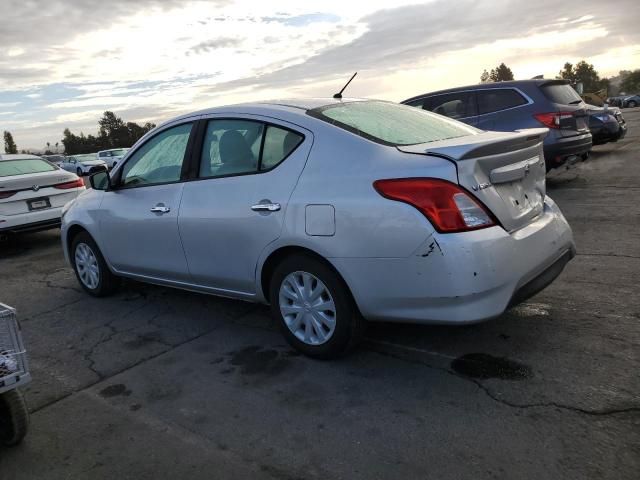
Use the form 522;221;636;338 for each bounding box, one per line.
0;110;638;479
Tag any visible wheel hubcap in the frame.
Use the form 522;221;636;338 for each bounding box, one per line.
279;271;336;346
75;242;100;289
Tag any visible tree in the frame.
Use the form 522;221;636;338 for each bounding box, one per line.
489;63;514;82
480;69;490;83
3;131;17;154
61;112;156;154
620;70;640;94
557;60;601;92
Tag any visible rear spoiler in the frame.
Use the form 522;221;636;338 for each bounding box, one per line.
539;79;571;87
397;128;548;160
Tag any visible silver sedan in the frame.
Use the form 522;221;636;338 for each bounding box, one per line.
61;99;575;358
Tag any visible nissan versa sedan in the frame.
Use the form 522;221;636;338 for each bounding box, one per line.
1;154;85;234
61;99;575;358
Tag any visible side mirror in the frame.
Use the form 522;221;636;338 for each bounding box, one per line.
89;170;111;191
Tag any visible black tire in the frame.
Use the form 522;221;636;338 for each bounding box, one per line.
628;101;637;108
269;254;365;359
0;390;29;446
71;231;119;296
76;167;83;176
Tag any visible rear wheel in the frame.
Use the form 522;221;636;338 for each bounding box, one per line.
0;390;29;446
269;254;365;359
628;101;637;108
71;232;119;296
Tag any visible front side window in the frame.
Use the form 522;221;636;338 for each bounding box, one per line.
0;159;57;177
121;122;192;187
310;100;479;146
477;89;527;115
199;120;303;177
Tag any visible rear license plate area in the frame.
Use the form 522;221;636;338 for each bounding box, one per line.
27;197;51;211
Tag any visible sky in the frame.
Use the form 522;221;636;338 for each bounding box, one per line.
1;0;639;151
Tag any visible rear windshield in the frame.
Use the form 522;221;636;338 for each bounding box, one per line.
0;159;57;177
541;84;582;105
309;101;479;146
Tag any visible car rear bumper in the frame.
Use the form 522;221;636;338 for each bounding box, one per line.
543;132;592;168
331;197;575;324
0;206;63;233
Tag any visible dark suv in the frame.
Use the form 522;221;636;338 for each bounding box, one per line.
402;80;592;171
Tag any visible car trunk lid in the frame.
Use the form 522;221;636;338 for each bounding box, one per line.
397;128;548;232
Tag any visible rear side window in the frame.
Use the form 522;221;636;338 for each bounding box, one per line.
0;159;56;177
477;89;528;115
261;126;303;171
404;99;425;109
199;120;304;178
426;92;478;119
541;84;582;105
310;101;478;146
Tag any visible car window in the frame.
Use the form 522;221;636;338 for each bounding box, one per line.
541;84;582;105
261;126;303;171
404;99;425;109
424;92;478;119
0;159;57;177
199;120;263;178
310;100;479;146
121;123;192;187
477;89;528;115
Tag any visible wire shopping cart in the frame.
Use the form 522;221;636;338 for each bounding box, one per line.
0;303;30;446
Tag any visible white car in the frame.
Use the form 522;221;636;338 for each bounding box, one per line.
60;154;107;176
97;148;130;169
0;154;85;234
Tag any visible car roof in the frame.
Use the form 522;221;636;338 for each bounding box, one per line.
402;79;570;103
160;97;369;127
0;154;43;161
98;148;129;153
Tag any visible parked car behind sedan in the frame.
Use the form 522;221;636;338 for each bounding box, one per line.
97;148;130;169
0;154;85;234
586;104;627;145
41;154;66;166
61;99;575;358
402;79;592;171
61;154;107;176
621;95;640;108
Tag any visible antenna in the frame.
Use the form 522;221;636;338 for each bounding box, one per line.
333;72;358;99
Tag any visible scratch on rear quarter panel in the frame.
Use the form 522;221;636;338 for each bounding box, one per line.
420;239;444;257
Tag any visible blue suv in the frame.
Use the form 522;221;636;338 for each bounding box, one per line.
402;80;592;171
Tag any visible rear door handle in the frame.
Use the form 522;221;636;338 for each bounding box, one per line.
251;203;281;212
150;205;171;213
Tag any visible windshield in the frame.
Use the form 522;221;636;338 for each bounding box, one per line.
541;84;583;105
308;101;479;146
0;159;57;177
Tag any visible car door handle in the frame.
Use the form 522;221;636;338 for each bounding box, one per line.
251;203;281;212
150;206;171;213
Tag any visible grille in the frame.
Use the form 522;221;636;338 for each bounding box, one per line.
0;303;30;392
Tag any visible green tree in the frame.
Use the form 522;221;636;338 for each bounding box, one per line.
557;60;601;92
620;70;640;94
480;69;490;83
489;63;514;82
3;131;17;154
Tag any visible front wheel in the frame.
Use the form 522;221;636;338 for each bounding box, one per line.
0;390;29;446
71;232;119;296
269;254;365;359
628;101;637;108
76;167;83;176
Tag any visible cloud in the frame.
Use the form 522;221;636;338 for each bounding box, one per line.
189;37;243;55
261;13;341;27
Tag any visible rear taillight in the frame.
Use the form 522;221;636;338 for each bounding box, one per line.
533;111;574;129
373;178;496;233
0;191;17;199
53;178;84;189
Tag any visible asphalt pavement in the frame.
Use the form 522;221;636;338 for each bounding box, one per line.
0;110;638;479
